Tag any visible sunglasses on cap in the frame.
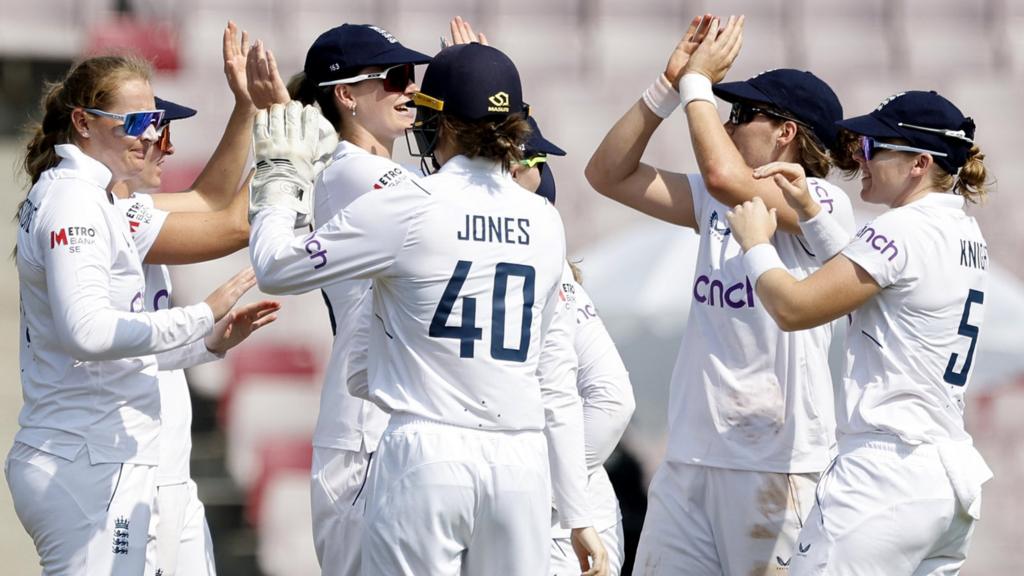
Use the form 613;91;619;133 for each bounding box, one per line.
859;136;947;162
84;108;165;137
318;63;415;93
729;102;810;129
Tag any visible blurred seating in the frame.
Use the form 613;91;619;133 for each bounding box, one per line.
222;343;320;490
249;438;320;576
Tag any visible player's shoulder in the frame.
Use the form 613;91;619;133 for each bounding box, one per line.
322;143;413;191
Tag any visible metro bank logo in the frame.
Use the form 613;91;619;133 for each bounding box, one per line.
854;224;900;262
693;274;755;309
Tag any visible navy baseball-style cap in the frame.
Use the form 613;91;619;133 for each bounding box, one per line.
713;68;843;150
837;91;976;174
412;43;524;121
155;97;196;123
524;115;566;157
304;24;431;86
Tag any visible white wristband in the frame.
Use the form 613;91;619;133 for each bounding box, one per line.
798;208;852;262
678;73;718;110
641;73;679;119
743;243;786;283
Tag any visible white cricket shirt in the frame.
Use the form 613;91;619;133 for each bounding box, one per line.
840;193;988;445
15;144;214;466
250;154;591;527
311;140;415;453
120;192;221;485
666;174;854;473
552;263;635;537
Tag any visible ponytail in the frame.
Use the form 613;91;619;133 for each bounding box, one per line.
930;145;989;204
438;113;531;173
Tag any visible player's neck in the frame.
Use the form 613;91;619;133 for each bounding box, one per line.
343;124;394;159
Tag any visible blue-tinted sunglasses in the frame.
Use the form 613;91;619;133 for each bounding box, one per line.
84;108;165;137
859;136;947;162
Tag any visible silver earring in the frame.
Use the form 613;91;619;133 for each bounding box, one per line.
351;104;357;117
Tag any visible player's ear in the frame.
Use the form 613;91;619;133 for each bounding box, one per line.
333;85;357;115
909;153;934;177
777;120;799;147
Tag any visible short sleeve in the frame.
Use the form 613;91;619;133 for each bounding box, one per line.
807;177;855;234
118;193;168;261
841;211;908;288
687;173;708;230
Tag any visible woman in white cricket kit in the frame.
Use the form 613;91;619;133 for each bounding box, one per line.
512;116;636;575
247;43;607;575
727;90;993;576
586;15;857;575
247;23;430;576
109;25;281;576
5;55;255;575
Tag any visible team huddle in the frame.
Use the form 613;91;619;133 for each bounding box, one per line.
7;11;992;576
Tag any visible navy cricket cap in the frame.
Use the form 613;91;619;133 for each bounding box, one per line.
155;97;196;123
837;90;976;174
713;69;843;150
413;43;524;121
524;115;566;157
304;24;431;86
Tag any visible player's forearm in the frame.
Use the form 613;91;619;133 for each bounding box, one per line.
687;101;803;234
584;100;662;198
190;103;256;211
582;377;635;471
155;338;222;371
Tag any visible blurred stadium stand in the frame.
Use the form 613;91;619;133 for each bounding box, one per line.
1;1;1023;574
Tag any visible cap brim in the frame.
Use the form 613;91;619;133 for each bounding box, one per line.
711;81;774;105
527;136;566;157
835;113;901;138
366;45;432;67
155;97;197;122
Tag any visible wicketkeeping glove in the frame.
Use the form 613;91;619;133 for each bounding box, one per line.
313;113;340;178
249;101;320;228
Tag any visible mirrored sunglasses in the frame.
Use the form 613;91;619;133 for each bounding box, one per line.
859;136;947;162
157;122;172;153
84;108;165;137
318;63;415;93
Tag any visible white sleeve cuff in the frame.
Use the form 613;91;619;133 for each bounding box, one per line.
743;243;786;283
799;208;852;262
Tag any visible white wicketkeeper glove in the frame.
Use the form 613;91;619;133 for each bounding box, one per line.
313;112;340;178
249;101;320;228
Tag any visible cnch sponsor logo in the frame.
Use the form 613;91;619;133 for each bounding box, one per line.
854;224;899;262
304;234;327;269
693;273;755;309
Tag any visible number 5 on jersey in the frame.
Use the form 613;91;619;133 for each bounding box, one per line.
430;260;536;362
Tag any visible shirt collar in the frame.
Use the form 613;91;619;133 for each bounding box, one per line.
437;155;511;181
905;191;966;210
54;144;113;191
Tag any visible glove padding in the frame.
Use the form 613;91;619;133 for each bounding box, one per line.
249;102;320;228
313;113;340;178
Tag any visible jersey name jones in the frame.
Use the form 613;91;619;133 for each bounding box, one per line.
457;214;530;245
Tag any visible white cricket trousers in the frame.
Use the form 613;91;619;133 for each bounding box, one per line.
5;441;156;576
146;480;216;576
363;416;551;576
633;461;819;576
311;445;374;576
550;521;625;576
790;434;985;576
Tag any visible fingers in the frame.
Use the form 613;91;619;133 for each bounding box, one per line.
269;102;286;140
477;32;489;46
222;22;233;61
753;161;805;181
240;28;250;57
253;108;269;140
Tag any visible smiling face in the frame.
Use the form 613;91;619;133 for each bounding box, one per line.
853;137;926;207
342;65;418;144
128;123;172;192
77;78;158;183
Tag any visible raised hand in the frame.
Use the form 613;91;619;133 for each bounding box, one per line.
223;21;253;110
249;102;320;227
246;39;290;110
664;13;714;85
683;14;745;84
205;299;280;354
447;15;489;46
726;196;778;252
203;267;257;322
753;161;821;221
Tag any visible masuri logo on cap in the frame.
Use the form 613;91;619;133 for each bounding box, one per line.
488;92;510;113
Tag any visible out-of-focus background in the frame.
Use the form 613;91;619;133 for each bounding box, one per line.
2;0;1023;574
